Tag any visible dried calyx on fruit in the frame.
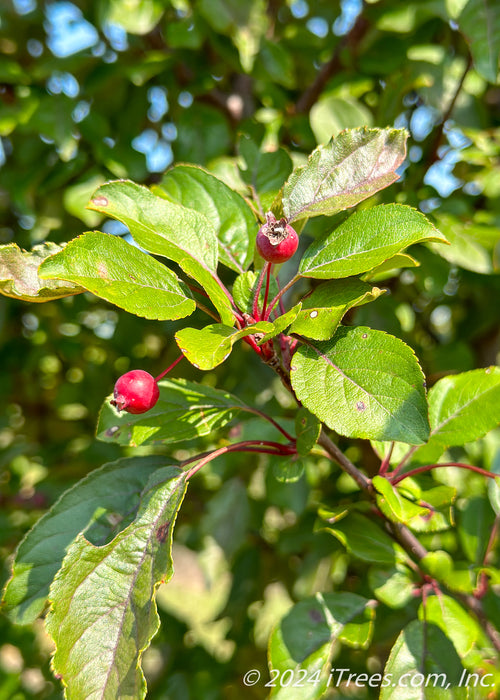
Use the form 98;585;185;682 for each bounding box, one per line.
111;369;159;414
256;212;299;264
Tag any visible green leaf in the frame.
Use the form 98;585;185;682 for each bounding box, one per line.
199;478;250;559
289;278;384;340
372;476;431;525
238;134;293;211
258;37;295;88
103;0;165;34
310;95;373;144
298;204;447;280
87;180;235;325
232;269;279;314
2;456;169;625
459;0;500;83
429;214;494;274
488;451;500;514
0;242;84;302
282;128;408;223
326;512;407;565
39;232;195;321
428;367;500;446
362;252;420;282
97;378;249;447
257;304;302;343
175;103;231;164
318;501;371;524
457;496;495;564
46;466;187;700
274;592;375;658
418;595;488;657
381;620;467;699
198;0;268;72
409;367;500;466
291;326;430;444
272;457;305;483
157;164;257;273
295;407;321;456
63;173;106;227
268;592;375;698
368;566;415;608
175;321;274;370
421;550;454;582
420;551;478;593
396;482;455;533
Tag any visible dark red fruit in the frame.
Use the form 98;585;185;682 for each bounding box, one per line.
111;370;159;414
256;212;299;264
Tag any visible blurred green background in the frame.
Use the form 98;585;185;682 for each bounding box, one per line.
1;0;499;697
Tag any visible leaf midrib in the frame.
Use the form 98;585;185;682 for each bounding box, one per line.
289;135;401;220
306;344;426;441
429;378;500;440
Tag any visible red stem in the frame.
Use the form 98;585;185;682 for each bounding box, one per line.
379;442;395;476
243;334;263;355
391;462;500;486
155;354;184;381
265;274;300;321
243;407;295;442
184;440;296;480
252;264;269;321
262;263;273;319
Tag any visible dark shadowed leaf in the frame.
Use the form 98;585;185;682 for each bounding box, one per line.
458;0;500;83
46;466;187;700
268;592;375;698
381;620;467;699
2;456;171;625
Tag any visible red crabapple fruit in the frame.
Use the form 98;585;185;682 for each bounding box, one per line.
256;212;299;264
111;370;159;414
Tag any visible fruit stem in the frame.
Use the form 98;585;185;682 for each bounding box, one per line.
265;274;300;321
184;439;296;480
390;462;500;486
252;264;268;321
243;334;263;355
155;354;184;382
261;263;273;319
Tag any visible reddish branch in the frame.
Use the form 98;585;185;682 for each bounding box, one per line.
391;462;500;486
183;440;296;480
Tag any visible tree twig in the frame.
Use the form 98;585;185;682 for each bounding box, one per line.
318;429;370;490
426;54;473;166
294;15;369;115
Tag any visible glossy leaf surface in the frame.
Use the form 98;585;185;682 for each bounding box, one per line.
39;231;195;320
291;326;430;444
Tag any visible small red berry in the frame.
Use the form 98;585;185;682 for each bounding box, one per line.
256;212;299;264
111;370;159;414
